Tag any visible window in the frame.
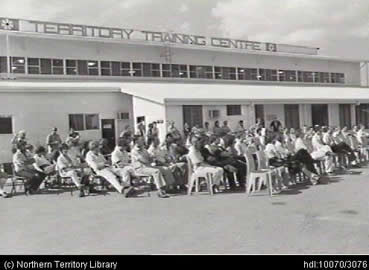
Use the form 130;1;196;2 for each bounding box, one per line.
0;116;13;134
238;68;258;80
226;105;241;116
259;69;277;81
66;60;98;76
189;65;213;79
331;73;345;84
66;60;77;75
86;60;98;76
355;104;369;128
69;114;84;130
214;67;236;80
314;72;330;83
298;71;314;83
52;59;64;75
132;62;143;77
27;58;53;74
85;114;99;129
69;114;100;131
142;63;160;77
10;57;25;74
162;64;188;78
0;57;7;73
278;70;296;82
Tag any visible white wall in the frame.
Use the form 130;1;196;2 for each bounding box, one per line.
263;104;285;128
165;105;183;135
0;34;361;85
132;97;166;143
0;91;133;163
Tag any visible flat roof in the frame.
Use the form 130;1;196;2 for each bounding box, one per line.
0;80;369;105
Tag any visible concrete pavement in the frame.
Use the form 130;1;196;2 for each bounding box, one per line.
0;165;368;254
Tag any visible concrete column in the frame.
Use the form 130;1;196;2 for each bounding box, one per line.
328;104;339;127
351;104;357;127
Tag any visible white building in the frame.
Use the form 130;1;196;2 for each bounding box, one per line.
0;17;368;162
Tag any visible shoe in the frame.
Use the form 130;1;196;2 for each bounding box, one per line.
89;186;100;193
157;190;170;198
124;187;137;198
212;185;220;194
79;189;85;198
0;192;10;198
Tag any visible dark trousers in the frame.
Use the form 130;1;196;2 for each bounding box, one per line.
331;142;356;161
291;149;318;175
16;169;46;191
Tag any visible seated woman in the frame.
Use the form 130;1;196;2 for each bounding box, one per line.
147;136;187;191
13;141;46;194
33;146;56;175
57;143;88;197
130;136;173;198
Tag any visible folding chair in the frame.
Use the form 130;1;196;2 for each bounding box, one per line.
9;164;27;196
186;156;214;196
244;152;273;197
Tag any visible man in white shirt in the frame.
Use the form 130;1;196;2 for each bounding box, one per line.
310;131;335;174
187;136;223;192
86;141;134;197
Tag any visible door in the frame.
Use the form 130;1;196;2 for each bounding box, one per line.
311;104;328;126
284;104;300;129
255;104;265;125
101;119;116;149
183;105;203;128
339;104;351;128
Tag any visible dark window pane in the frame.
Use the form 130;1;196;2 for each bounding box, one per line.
162;64;170;71
88;69;98;76
227;105;241;116
53;59;63;66
87;61;98;68
162;71;171;77
85;114;99;130
132;63;141;69
52;67;64;75
12;66;25;73
66;60;76;67
77;60;88;75
0;117;12;134
40;59;52;74
121;62;130;69
111;62;120;76
101;69;111;76
28;67;40;74
0;57;7;73
69;114;84;131
66;68;77;75
101;61;110;68
28;58;39;66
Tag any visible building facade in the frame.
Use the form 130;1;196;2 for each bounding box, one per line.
0;17;368;162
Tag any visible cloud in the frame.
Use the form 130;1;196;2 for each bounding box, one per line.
179;3;189;13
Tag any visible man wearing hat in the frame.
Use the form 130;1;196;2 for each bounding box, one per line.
46;127;62;154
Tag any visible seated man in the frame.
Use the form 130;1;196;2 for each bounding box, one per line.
187;135;224;193
57;143;87;197
111;142;137;185
13;141;46;194
33;146;56;175
147;136;187;190
0;170;10;198
131;136;172;198
85;141;135;197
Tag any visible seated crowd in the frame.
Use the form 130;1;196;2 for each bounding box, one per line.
1;119;368;199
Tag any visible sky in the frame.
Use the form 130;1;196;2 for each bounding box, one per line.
0;0;368;59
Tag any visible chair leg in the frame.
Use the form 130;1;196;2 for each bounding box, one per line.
187;175;196;196
207;173;214;196
267;174;273;197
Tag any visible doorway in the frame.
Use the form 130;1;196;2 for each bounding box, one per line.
101;119;116;149
311;104;328;126
183;105;203;128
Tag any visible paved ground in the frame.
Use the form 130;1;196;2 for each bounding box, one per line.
0;165;368;255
